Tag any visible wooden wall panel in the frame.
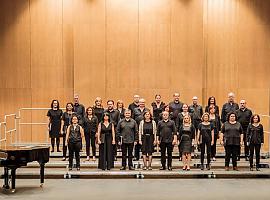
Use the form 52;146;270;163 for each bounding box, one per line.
137;0;171;105
105;0;139;104
171;0;204;105
73;0;106;106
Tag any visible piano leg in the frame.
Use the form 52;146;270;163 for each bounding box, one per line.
40;162;45;187
11;168;16;192
3;167;10;189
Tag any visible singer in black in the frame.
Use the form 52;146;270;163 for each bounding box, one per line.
47;100;63;153
66;115;84;170
197;113;214;170
221;112;243;171
138;111;157;170
236;100;253;161
157;111;177;171
93;97;104;123
73;94;85;125
117;109;138;170
209;105;221;161
247;114;264;171
97;113;116;170
61;102;74;161
83;107;98;161
151;94;165;124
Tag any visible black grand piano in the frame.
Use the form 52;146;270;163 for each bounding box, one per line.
0;145;50;192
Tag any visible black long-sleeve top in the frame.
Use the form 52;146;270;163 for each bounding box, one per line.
209;114;221;135
83;115;98;135
247;124;264;144
157;120;177;143
178;124;195;141
104;109;120;127
93;107;104;123
221;102;239;123
236;108;253;131
117;118;138;143
189;104;203;120
74;103;85;125
169;101;183;123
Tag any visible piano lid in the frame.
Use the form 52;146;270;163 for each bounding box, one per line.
0;145;50;152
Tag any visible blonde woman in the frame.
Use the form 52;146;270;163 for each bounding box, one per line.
178;115;195;171
139;111;157;170
197;113;214;170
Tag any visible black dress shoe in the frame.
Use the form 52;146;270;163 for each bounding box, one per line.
250;167;253;171
120;167;126;170
129;166;135;170
168;167;172;171
206;164;211;170
160;167;166;170
256;168;260;171
77;167;80;171
201;165;204;170
245;157;249;161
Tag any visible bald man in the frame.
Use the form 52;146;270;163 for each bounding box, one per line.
128;95;140;118
73;94;85;126
221;92;239;123
236;100;253;161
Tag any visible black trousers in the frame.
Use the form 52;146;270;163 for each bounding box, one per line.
160;142;173;168
134;143;141;160
68;142;81;168
62;134;67;158
85;132;96;157
238;131;249;157
200;140;211;165
211;134;218;158
225;145;239;167
122;143;134;167
249;144;261;168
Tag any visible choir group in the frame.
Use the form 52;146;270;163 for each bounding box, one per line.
47;92;264;172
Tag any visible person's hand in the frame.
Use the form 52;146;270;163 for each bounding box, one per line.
241;141;244;146
98;140;101;145
139;140;142;145
172;140;177;145
211;141;214;146
153;140;157;146
157;140;160;145
112;140;115;145
134;141;137;145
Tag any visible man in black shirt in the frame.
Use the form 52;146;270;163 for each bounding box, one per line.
169;93;183;123
236;100;253;160
157;111;177;170
189;96;203;133
221;92;239;123
117;110;138;170
105;100;120;161
128;94;140;117
73;94;85;126
133;98;150;160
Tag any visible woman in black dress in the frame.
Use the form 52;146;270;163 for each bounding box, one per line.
83;107;98;161
178;115;195;171
61;102;74;161
116;100;126;120
151;94;165;124
220;112;243;171
97;112;116;170
209;105;221;161
47;100;63;153
66;114;84;171
93;97;104;123
247;114;264;171
205;96;220;115
197;113;214;170
139;111;157;170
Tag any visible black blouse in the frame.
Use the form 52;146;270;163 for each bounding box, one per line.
247;124;264;144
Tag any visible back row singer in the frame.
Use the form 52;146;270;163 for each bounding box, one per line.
47;92;264;171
